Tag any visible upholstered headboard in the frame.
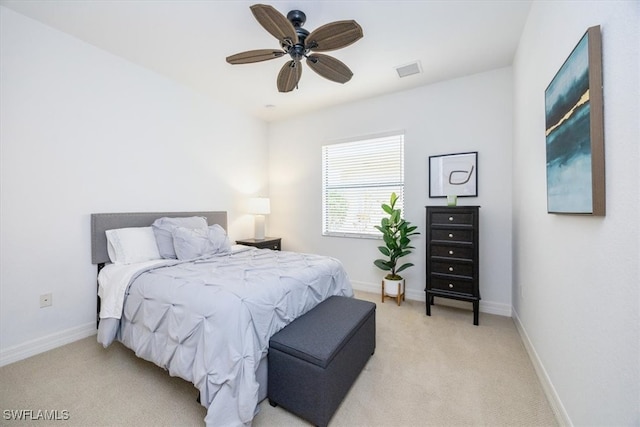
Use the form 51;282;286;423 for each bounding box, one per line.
90;211;227;265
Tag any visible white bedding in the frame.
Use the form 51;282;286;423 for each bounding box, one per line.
99;259;174;319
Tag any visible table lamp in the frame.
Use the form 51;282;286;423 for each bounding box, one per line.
248;197;270;240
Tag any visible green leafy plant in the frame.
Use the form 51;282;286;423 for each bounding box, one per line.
374;192;419;280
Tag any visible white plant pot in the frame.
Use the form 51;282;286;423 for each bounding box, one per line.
383;277;405;297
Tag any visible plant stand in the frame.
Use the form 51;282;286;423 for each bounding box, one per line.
381;278;405;306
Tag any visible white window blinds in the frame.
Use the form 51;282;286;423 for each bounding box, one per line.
322;133;405;238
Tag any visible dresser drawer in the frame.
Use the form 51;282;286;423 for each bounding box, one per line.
431;261;474;278
263;241;281;251
430;245;474;260
431;228;473;243
429;276;474;295
431;212;474;226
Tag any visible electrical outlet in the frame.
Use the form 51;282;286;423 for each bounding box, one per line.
40;293;52;308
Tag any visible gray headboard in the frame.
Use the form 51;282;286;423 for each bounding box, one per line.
90;211;227;265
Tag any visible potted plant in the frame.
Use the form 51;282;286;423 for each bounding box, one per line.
374;192;419;300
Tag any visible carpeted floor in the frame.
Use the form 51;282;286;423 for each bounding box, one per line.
0;291;557;426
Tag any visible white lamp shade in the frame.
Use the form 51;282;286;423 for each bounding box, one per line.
248;198;271;215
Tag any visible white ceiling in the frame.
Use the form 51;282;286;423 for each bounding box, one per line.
1;0;532;122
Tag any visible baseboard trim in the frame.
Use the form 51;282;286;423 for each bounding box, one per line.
0;288;508;365
512;309;571;426
351;281;512;317
0;322;97;367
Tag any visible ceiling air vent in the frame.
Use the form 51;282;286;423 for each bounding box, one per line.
395;61;422;78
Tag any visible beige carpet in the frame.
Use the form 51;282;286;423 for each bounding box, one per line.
0;291;557;426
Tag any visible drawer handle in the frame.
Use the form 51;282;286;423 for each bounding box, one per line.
449;216;454;221
448;233;454;238
448;267;454;272
449;250;454;255
449;283;454;288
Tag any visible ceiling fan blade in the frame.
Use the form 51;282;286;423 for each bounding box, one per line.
277;60;302;92
250;4;298;47
306;20;363;52
226;49;285;64
307;54;353;84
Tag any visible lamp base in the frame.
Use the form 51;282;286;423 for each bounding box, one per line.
254;215;265;240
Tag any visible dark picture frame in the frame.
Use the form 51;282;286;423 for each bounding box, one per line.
429;151;478;198
545;25;605;215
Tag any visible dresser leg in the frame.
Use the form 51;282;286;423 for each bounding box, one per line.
426;293;431;316
473;301;479;325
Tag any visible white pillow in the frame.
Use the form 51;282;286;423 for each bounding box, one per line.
171;224;232;260
105;227;162;264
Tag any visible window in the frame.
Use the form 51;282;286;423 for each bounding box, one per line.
322;132;405;238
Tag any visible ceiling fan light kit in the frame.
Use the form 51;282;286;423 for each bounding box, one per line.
226;4;363;93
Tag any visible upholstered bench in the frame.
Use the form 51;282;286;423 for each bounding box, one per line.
268;296;376;427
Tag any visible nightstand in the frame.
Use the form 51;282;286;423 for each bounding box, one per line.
236;237;281;251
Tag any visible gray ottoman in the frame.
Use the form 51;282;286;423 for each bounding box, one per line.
268;296;376;427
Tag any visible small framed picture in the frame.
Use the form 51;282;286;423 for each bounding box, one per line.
429;151;478;198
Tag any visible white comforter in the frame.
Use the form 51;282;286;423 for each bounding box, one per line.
97;246;353;426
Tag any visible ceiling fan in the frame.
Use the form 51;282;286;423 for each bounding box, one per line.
226;4;363;93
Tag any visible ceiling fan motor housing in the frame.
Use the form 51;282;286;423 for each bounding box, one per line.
283;10;310;61
289;29;309;60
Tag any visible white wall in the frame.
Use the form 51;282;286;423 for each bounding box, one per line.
512;1;639;425
0;7;268;364
268;68;514;315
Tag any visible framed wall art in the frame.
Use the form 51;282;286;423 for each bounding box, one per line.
429;151;478;198
545;25;605;215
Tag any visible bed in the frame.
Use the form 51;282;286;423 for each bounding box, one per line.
90;211;354;426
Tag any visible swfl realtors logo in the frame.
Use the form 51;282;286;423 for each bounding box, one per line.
3;409;70;421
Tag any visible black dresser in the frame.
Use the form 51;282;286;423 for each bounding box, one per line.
425;206;480;325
